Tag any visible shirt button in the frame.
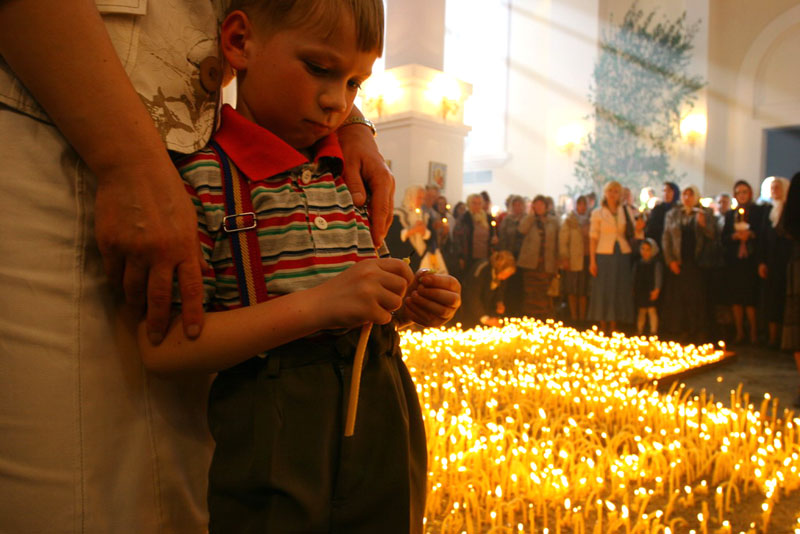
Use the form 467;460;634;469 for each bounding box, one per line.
314;216;328;230
301;169;313;184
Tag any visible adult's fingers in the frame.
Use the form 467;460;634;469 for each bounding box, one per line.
367;165;395;246
175;259;206;339
144;263;174;345
342;158;368;207
122;260;148;314
101;250;125;290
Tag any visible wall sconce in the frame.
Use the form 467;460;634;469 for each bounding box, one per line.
426;73;462;121
680;113;707;147
555;123;586;157
360;70;402;119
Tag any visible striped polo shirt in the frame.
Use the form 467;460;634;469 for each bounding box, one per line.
175;105;386;312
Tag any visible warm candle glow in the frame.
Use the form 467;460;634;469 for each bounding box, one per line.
402;318;800;533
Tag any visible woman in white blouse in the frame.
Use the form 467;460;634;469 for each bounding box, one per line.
588;181;636;332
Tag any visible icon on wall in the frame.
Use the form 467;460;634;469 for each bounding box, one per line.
428;161;447;190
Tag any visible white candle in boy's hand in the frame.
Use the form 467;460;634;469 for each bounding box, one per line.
344;322;372;436
344;249;393;436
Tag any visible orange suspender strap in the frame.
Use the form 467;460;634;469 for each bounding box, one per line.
208;139;269;306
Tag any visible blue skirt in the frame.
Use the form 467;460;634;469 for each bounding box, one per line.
588;243;634;323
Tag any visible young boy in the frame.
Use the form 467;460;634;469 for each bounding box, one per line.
137;2;461;532
633;238;663;335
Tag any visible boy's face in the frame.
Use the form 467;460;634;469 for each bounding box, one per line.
235;13;377;151
640;243;652;261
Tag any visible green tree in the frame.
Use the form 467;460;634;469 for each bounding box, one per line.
573;4;704;198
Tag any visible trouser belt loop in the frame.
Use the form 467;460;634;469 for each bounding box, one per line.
265;353;281;378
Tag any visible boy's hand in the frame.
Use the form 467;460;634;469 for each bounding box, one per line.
400;271;461;328
649;288;660;301
317;258;413;328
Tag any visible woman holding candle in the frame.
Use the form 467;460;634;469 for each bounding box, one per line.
722;180;766;344
385;185;435;272
758;177;792;349
517;195;560;318
588;181;636;333
660;185;717;342
778;171;800;407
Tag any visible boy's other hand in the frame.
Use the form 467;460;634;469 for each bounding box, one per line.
400;271;461;328
319;258;413;328
337;120;395;247
95;158;206;345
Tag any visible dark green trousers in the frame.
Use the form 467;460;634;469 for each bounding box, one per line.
207;323;427;534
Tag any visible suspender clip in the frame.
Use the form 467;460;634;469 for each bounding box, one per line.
223;212;257;233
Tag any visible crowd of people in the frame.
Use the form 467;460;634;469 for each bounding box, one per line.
388;175;800;358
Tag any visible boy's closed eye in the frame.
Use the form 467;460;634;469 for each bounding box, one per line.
303;60;365;91
304;60;329;76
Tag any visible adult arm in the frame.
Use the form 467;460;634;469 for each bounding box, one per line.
0;0;205;344
337;107;394;246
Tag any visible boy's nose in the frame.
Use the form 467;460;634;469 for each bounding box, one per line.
319;84;348;113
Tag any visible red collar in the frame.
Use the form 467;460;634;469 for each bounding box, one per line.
213;105;343;181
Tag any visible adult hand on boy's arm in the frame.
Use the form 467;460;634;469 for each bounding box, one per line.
0;0;206;344
338;108;394;247
398;272;461;328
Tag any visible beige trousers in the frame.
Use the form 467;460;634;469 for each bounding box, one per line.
0;107;213;533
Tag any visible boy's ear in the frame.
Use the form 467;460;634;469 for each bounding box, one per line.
220;10;253;72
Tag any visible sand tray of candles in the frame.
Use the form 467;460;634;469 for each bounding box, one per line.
400;319;800;533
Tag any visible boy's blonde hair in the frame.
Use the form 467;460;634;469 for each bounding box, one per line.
228;0;384;54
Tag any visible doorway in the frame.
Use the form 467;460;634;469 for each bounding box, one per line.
764;126;800;179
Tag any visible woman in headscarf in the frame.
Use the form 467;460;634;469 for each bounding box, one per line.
660;185;717;342
645;182;681;250
558;195;591;323
778;171;800;407
758;177;792;348
384;185;433;272
453;193;497;282
588;181;636;332
722;180;767;344
517;195;559;318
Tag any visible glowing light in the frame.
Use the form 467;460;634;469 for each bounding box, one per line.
405;319;800;532
680;113;707;146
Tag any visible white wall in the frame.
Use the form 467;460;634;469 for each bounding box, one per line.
489;0;599;204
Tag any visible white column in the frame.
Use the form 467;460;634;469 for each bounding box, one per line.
372;0;471;207
385;0;445;70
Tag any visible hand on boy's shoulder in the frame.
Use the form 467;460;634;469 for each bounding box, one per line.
338;123;395;247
